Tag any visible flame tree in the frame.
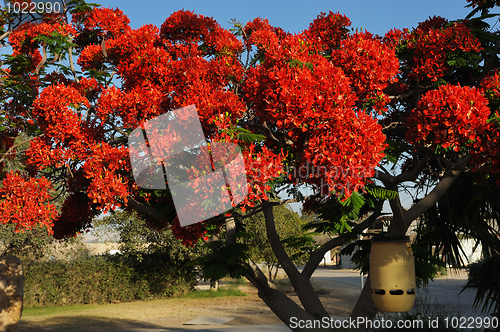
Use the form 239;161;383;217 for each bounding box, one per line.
1;0;500;330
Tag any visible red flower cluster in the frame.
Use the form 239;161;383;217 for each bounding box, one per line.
51;192;92;239
96;85;166;128
383;28;411;49
8;19;76;72
78;24;159;73
243;22;390;198
82;143;130;213
237;142;285;211
481;70;500;100
469;71;500;182
406;84;490;151
159;10;243;58
302;11;351;53
416;16;448;32
170;216;208;247
26;83;130;227
406;19;482;81
12;7;398;243
73;77;103;102
32;84;89;142
168;115;285;243
330;31;399;111
72;7;131;40
0;172;57;233
79;14;246;132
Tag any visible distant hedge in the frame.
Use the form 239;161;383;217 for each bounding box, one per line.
23;253;197;307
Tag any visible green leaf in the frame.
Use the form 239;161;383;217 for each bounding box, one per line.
236;131;265;143
341;191;365;212
383;139;411;164
365;184;398;200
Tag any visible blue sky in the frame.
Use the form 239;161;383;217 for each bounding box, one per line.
100;0;473;36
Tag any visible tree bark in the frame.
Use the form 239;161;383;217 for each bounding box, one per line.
263;205;330;320
244;260;331;331
346;276;376;332
210;279;219;291
0;256;23;332
225;215;236;245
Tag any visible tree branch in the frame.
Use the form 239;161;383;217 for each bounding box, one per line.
101;39;108;58
263;205;300;279
108;137;128;146
263;205;330;319
126;197;162;222
233;198;305;220
405;169;462;224
375;155;429;186
0;30;11;41
34;45;48;75
111;125;128;137
302;202;384;279
244;260;318;331
0;135;43;165
68;45;79;83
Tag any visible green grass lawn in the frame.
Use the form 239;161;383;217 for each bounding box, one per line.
23;285;246;317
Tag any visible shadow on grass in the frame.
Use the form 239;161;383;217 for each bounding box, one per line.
19;315;169;332
19;314;282;332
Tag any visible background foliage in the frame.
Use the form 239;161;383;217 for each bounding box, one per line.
23;253;197;307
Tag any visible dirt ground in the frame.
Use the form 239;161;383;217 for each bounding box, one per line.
19;277;360;331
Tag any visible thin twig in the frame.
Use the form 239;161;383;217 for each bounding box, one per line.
68;45;79;83
0;30;11;41
101;39;108;58
0;135;44;165
34;45;48;75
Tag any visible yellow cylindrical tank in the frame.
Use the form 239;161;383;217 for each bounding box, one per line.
370;236;416;312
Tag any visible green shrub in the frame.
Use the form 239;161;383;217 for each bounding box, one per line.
21;210;202;308
129;252;197;297
467;260;483;287
23;253;197;307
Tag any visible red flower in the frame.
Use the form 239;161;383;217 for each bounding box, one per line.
406;84;490;150
0;172;57;233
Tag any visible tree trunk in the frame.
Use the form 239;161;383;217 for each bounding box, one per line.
0;255;23;332
245;260;331;331
263;205;330;319
210;279;219;291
